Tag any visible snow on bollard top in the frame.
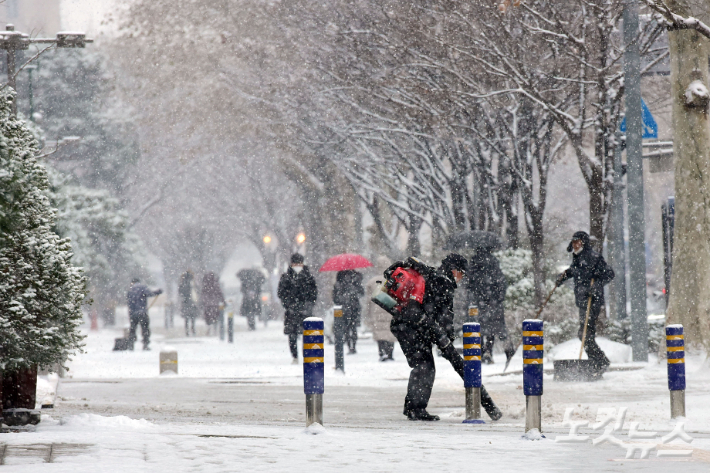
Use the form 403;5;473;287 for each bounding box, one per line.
666;324;683;329
303;316;323;323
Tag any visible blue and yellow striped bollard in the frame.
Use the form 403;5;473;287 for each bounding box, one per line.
666;324;685;418
462;322;484;424
522;319;543;432
303;317;324;426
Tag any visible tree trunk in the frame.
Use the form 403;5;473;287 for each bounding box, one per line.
666;22;710;350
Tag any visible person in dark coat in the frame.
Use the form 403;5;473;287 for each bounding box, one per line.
466;248;513;364
278;254;318;363
238;268;266;331
557;231;615;373
127;278;162;350
387;254;502;422
179;271;198;336
202;272;225;336
333;270;364;354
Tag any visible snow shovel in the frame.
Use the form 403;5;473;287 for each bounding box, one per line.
503;285;558;373
553;279;600;382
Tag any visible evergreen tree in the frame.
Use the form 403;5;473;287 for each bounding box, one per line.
0;92;87;371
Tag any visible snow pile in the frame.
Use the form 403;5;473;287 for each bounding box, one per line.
303;423;326;435
521;428;544;441
685;80;709;106
547;337;632;363
35;374;58;407
59;414;154;430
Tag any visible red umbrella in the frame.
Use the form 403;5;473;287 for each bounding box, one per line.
319;253;373;272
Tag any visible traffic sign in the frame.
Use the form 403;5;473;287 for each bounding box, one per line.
620;98;658;139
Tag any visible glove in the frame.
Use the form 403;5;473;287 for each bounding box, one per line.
156;289;164;295
555;272;566;287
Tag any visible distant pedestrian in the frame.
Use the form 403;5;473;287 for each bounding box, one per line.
202;272;225;336
238;268;266;331
466;248;513;365
127;278;162;350
333;270;364;354
278;254;318;364
366;272;396;361
179;271;198;336
557;231;615;375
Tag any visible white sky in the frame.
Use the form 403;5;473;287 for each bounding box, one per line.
60;0;120;37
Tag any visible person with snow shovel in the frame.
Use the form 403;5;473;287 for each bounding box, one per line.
385;254;502;422
556;231;615;375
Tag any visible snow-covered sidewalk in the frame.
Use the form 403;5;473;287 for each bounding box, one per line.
3;313;710;471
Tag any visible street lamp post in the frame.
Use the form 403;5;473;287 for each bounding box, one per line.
0;24;93;115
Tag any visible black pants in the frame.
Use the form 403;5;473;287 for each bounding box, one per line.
185;316;196;336
129;312;150;349
345;316;358;351
391;318;501;420
288;333;299;359
482;333;515;359
390;319;465;410
578;302;610;370
378;341;394;359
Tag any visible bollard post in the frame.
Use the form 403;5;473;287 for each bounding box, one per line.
159;350;178;374
467;304;479;324
666;324;686;418
303;317;324;426
333;305;345;372
523;319;544;432
227;310;234;343
462;322;484;424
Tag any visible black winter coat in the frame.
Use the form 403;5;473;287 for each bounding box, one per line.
466;251;507;337
127;283;160;316
278;266;318;334
238;269;266;317
560;246;615;308
332;270;364;321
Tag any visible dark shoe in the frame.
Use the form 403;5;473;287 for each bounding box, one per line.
143;346;151;351
348;349;357;355
406;409;440;421
482;353;494;365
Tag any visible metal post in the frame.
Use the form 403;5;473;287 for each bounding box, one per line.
661;197;675;308
333;305;344;372
27;66;34;121
467;304;478;324
462;322;484;424
228;311;234;343
623;0;648;361
303;317;324;426
608;131;628;320
523;319;544;432
6;51;15;115
666;325;686;419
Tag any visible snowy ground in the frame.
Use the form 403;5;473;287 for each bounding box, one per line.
3;308;710;471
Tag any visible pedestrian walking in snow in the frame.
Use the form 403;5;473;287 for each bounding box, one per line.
386;255;502;421
179;271;198;336
332;270;364;354
466;248;514;365
238;268;266;331
278;254;318;363
126;278;162;350
556;231;615;374
202;272;225;336
366;272;396;361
